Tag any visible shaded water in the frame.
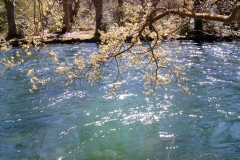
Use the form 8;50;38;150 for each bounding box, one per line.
0;42;240;159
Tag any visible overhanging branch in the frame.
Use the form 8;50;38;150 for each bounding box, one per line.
152;4;240;24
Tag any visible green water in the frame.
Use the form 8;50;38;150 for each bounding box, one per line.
0;42;240;159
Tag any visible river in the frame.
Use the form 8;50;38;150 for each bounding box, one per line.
0;41;240;159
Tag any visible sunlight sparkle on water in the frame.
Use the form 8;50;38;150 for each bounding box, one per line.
1;42;240;159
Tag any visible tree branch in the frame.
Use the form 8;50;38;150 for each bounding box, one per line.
152;4;240;24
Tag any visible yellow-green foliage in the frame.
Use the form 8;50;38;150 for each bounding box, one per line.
0;2;7;37
51;2;190;95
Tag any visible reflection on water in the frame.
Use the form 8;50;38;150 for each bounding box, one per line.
0;42;240;159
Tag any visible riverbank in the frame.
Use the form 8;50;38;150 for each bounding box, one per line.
3;30;240;47
5;30;100;47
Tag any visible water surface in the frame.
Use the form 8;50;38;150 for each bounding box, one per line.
0;42;240;159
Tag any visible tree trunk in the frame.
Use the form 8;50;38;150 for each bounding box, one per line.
118;0;123;6
149;0;160;30
139;0;144;6
193;0;204;40
92;0;103;36
70;0;80;23
3;0;18;39
62;0;71;33
87;0;93;10
152;0;160;8
116;0;124;26
69;0;80;23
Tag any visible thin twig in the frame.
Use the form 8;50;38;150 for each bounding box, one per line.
167;134;175;160
37;132;47;160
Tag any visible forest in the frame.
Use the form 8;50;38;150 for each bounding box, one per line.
1;0;240;40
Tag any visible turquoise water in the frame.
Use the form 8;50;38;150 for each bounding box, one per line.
0;42;240;159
